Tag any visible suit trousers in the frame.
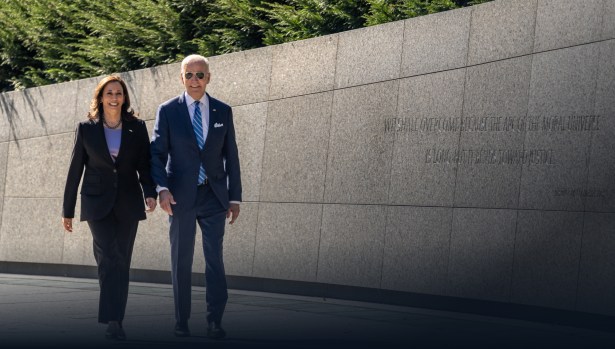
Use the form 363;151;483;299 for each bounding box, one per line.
87;209;138;324
169;183;228;325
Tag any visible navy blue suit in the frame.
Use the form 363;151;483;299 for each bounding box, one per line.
150;93;241;325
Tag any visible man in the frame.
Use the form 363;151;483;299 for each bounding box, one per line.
150;54;241;339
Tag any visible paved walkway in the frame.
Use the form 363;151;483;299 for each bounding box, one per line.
0;273;614;349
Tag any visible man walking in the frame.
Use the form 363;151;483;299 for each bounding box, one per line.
150;54;241;339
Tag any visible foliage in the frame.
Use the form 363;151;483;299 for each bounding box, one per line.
260;0;369;45
0;0;492;91
364;0;493;26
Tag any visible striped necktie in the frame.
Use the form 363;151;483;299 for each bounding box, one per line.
193;101;206;184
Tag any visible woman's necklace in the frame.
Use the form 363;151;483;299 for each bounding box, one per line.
103;117;122;129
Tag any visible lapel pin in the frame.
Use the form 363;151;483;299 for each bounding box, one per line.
213;109;217;112
129;129;133;133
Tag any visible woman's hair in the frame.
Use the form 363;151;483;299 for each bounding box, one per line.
87;75;137;121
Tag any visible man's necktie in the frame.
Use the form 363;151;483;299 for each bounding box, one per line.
193;101;206;184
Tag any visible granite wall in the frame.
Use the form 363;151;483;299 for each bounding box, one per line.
1;0;614;316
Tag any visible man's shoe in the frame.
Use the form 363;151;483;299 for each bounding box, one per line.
207;322;226;340
174;322;190;337
117;327;126;341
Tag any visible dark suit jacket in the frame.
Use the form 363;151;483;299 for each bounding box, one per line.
62;118;157;222
150;93;242;211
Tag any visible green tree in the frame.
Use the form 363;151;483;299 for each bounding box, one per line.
75;0;185;72
0;0;187;90
364;0;491;26
193;0;270;55
0;0;493;92
0;1;49;90
260;0;369;45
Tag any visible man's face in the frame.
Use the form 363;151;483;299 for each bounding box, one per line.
181;61;210;100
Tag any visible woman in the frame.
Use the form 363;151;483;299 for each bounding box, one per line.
62;75;157;340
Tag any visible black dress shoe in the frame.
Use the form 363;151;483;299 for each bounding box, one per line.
207;322;226;340
117;327;126;341
105;321;120;339
174;322;190;337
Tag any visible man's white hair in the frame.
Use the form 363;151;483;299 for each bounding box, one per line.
181;54;209;72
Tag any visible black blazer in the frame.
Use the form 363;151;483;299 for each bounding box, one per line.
63;118;157;222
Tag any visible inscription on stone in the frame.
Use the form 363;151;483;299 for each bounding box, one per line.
384;115;600;133
424;148;555;165
384;114;601;167
553;188;613;199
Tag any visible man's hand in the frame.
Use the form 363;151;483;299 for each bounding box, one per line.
227;203;240;225
159;190;176;216
62;217;73;232
145;197;157;213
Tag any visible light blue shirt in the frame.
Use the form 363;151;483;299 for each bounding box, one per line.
184;92;210;144
103;127;121;162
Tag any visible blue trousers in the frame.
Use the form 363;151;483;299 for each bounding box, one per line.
169;183;228;325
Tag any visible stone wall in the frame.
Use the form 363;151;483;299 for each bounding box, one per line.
1;0;614;316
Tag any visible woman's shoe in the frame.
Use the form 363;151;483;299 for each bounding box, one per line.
117;326;126;341
105;321;120;339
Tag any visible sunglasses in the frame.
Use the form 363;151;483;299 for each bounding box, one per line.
184;72;206;80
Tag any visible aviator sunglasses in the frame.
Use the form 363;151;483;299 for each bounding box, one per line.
184;72;206;80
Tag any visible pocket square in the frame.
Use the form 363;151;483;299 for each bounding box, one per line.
214;123;223;128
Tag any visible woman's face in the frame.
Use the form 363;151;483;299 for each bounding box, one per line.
100;81;125;115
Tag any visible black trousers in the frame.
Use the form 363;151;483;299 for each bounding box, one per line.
87;209;139;324
169;183;228;325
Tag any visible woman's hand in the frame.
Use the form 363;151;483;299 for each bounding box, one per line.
62;217;73;232
145;197;157;213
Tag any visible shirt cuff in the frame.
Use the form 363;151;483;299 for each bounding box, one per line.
229;201;241;205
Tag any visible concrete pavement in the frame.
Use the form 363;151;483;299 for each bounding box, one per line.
0;273;614;349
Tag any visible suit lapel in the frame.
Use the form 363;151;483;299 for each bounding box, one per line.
204;94;217;149
114;121;133;164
